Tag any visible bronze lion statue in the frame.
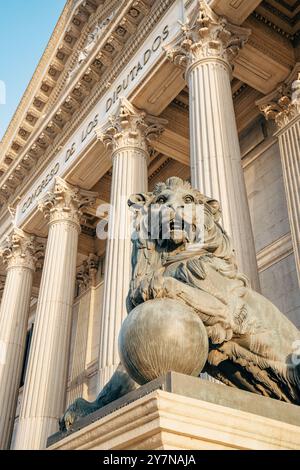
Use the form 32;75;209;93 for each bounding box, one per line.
60;177;300;431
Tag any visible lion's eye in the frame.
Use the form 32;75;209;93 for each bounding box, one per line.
184;195;194;204
156;196;167;204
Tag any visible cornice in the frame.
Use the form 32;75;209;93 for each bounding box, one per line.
0;0;77;158
253;0;300;40
48;0;121;109
1;0;173;210
0;274;5;296
0;1;72;149
0;0;106;184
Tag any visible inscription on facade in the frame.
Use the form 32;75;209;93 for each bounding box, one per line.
22;113;100;214
106;25;169;113
16;0;184;225
22;163;60;214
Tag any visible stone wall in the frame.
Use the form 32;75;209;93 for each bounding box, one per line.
66;280;105;406
242;122;300;327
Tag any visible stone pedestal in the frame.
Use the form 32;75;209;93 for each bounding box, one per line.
95;99;165;388
48;372;300;450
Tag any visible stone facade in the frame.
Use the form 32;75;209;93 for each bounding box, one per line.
0;0;299;449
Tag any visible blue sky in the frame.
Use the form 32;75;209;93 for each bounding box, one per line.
0;0;66;140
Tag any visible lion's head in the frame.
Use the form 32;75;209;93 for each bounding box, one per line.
128;177;233;261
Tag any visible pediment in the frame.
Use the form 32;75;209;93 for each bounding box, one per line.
0;0;156;204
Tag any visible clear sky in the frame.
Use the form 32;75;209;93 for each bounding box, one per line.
0;0;66;141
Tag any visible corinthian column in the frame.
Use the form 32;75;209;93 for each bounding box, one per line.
14;178;96;450
166;0;259;290
95;98;165;388
258;67;300;285
0;229;38;449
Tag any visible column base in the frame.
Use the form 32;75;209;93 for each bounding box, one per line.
48;372;300;450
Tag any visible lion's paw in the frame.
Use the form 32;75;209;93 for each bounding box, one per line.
59;397;97;432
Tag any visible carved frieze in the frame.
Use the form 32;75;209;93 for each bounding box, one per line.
67;10;116;81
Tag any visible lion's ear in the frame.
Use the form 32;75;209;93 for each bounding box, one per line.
207;199;222;221
128;192;153;210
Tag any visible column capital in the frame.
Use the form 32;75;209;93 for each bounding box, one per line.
39;177;97;229
95;98;167;157
257;64;300;131
166;0;250;73
0;228;39;271
76;253;100;295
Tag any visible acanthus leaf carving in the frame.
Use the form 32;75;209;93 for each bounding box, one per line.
166;0;250;72
0;228;39;271
258;70;300;130
76;253;100;294
39;177;97;227
95;98;167;156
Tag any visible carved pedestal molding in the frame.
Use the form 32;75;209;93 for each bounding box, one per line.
166;0;259;289
95;98;166;388
258;65;300;285
14;178;97;450
0;229;39;449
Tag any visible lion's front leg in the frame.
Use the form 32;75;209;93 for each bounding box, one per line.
161;276;234;343
59;364;138;431
59;397;99;432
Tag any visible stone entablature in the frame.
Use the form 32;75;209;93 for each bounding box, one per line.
0;0;156;205
13;0;180;230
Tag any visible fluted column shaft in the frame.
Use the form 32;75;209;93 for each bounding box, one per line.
188;59;259;288
167;1;259;289
258;70;300;285
99;148;147;387
96;98;165;388
0;230;37;449
14;178;96;449
278;120;300;284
